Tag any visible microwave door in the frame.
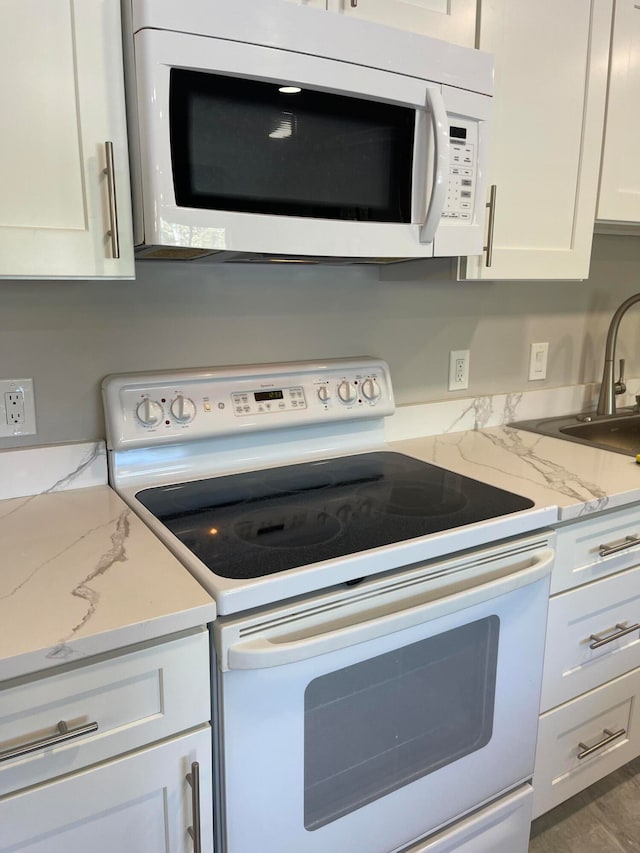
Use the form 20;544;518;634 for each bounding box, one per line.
416;86;450;246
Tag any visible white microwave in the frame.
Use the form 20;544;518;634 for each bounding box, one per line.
122;0;493;264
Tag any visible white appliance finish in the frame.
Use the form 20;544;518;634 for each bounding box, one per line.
121;0;492;262
103;358;555;614
103;357;553;853
214;532;553;853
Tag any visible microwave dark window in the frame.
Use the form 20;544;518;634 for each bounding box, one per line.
169;70;415;223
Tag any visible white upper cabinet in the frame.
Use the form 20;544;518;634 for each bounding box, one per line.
461;0;612;281
0;0;134;279
596;1;640;229
325;0;477;46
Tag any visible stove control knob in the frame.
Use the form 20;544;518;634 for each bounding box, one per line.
361;378;381;402
317;385;330;403
337;380;358;405
136;398;163;427
170;395;197;423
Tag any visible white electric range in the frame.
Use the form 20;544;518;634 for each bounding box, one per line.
103;357;555;853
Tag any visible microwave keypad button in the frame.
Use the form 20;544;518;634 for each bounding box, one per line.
460;202;471;209
461;179;472;187
460;212;471;219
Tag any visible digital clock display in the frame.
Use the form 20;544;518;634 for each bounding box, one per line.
254;390;284;402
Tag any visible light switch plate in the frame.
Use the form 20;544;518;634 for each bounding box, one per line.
529;343;549;381
0;379;36;436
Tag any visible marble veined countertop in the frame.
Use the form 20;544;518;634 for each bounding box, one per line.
0;443;215;682
5;384;640;683
390;425;640;521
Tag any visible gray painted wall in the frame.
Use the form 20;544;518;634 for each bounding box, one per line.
1;234;639;449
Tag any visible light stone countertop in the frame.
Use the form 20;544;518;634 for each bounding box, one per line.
0;483;215;682
4;390;640;684
390;425;640;521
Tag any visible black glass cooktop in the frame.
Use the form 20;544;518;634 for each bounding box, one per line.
136;452;534;580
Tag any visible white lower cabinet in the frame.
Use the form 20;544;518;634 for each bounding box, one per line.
0;628;213;852
534;669;640;818
0;726;213;852
534;506;640;817
541;564;640;711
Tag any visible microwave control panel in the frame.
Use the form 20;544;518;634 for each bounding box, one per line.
442;120;477;223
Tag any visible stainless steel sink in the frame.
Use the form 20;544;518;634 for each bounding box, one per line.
510;412;640;457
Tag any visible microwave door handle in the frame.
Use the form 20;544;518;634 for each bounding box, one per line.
419;87;449;244
225;548;554;670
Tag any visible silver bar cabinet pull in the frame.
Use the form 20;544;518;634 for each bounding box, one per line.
577;727;626;759
599;534;640;557
186;761;202;853
103;141;121;259
483;184;497;268
589;621;640;649
0;719;99;763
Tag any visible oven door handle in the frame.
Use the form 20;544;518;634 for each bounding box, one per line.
226;548;554;670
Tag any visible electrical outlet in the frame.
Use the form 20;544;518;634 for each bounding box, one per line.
529;342;549;381
449;350;470;391
0;379;36;436
5;391;25;425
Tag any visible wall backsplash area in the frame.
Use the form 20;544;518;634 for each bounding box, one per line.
1;234;639;449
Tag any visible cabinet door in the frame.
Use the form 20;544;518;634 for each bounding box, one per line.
0;0;134;279
326;0;477;47
596;1;640;227
461;0;612;280
0;727;213;853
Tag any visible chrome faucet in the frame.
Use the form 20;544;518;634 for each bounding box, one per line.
596;292;640;416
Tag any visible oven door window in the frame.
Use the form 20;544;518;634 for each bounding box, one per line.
304;616;499;830
169;70;415;223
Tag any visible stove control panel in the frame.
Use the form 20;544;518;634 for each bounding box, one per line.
103;358;395;450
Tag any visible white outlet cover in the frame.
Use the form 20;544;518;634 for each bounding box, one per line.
449;350;470;391
0;378;36;437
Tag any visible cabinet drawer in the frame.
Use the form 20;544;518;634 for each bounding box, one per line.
553;503;640;594
541;565;640;711
533;667;640;818
0;629;210;796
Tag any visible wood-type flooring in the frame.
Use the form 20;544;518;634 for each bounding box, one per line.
529;757;640;852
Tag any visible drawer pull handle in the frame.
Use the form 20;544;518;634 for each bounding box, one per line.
589;622;640;649
577;727;626;759
186;761;202;853
0;719;99;763
599;535;640;557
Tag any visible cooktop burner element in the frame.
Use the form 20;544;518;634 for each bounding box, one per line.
136;452;534;580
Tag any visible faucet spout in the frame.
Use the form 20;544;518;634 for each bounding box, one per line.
596;292;640;416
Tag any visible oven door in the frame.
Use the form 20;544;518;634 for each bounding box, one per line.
131;30;489;259
213;535;553;853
